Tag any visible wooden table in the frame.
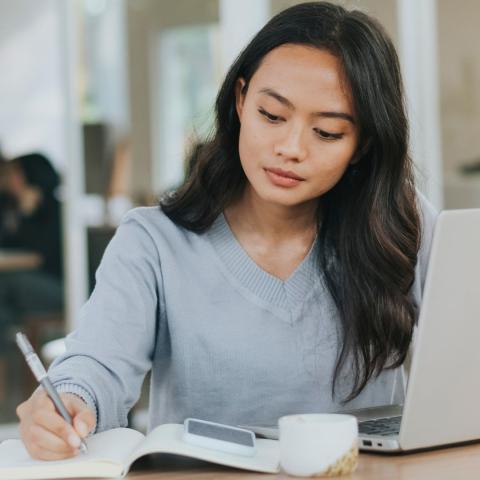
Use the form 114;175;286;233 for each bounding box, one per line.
0;250;42;271
125;442;480;480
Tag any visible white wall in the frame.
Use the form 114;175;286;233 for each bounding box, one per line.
0;0;66;171
397;0;443;208
0;0;89;329
82;0;130;138
126;0;218;199
438;0;480;174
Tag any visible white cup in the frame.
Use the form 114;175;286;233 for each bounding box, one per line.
279;414;358;477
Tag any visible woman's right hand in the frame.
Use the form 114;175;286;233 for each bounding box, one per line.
16;388;96;460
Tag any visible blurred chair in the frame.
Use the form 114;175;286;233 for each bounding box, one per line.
19;312;65;398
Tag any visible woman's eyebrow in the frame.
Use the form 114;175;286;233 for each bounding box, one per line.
258;87;355;124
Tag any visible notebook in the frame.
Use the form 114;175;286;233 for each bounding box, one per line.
0;423;280;479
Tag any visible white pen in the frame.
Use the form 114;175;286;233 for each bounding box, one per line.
16;332;88;454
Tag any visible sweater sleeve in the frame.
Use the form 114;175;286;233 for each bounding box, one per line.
47;210;162;432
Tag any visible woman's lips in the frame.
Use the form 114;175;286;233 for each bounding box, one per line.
264;167;305;187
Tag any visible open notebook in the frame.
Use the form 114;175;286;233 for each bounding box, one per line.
0;424;280;479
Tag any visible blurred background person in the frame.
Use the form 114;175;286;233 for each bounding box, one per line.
0;153;63;348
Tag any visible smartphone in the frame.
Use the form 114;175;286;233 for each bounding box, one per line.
183;418;256;457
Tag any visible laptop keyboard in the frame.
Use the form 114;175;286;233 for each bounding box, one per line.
358;415;402;436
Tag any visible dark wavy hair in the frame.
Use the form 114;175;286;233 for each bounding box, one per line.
161;1;421;402
12;153;60;197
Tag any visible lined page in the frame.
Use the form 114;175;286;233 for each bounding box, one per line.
0;428;145;479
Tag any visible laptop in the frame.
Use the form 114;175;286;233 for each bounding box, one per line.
242;208;480;452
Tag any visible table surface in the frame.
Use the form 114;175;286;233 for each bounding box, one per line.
0;250;42;271
125;442;480;480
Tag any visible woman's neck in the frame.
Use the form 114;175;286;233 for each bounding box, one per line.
225;185;319;245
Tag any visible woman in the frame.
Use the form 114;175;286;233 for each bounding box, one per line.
0;153;63;345
0;153;63;279
17;2;437;460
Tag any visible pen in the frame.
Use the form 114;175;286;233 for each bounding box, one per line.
15;332;88;454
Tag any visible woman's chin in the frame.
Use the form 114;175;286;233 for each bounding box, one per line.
254;189;315;209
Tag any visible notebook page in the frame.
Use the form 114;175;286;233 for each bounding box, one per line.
83;427;145;464
124;424;280;474
0;428;145;479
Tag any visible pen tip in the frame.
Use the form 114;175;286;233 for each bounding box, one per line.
80;441;88;454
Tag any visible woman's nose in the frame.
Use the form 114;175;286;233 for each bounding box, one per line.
273;124;308;162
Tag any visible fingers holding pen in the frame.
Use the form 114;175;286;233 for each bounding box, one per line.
62;393;97;439
20;412;78;460
26;423;79;459
17;388;95;460
15;334;94;460
32;408;83;450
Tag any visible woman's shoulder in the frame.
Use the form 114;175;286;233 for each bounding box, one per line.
417;190;439;224
413;190;440;300
118;205;195;244
122;205;170;224
99;206;198;271
416;190;439;249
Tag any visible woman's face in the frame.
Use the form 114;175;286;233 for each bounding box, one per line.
235;44;359;208
3;163;26;198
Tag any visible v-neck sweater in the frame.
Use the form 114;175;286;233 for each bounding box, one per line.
49;195;438;433
208;213;322;321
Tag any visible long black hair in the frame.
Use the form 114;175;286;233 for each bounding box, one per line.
13;153;60;198
161;1;421;403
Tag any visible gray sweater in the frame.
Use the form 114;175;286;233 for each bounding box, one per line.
49;196;437;433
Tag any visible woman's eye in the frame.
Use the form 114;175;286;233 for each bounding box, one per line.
257;109;344;140
314;129;344;140
258;108;282;123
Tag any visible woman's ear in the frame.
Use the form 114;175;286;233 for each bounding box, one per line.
235;78;247;122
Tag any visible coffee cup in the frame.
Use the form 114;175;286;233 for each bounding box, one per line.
279;413;358;477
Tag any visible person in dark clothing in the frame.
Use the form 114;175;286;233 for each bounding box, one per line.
0;153;64;345
0;154;63;278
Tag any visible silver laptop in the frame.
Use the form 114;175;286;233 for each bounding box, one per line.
243;208;480;452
